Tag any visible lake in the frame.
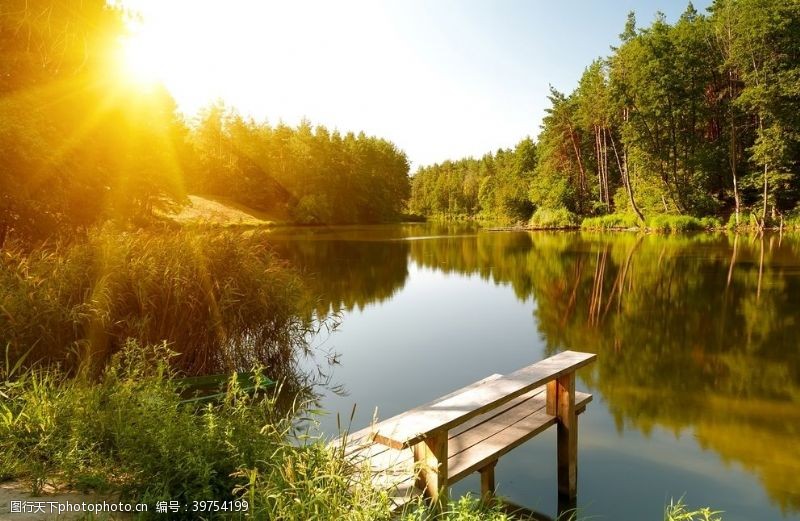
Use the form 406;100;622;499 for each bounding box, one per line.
268;224;800;521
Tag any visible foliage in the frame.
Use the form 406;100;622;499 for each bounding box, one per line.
581;213;641;230
0;342;386;520
0;343;724;519
189;105;411;225
665;498;723;521
0;227;315;376
400;495;512;520
409;139;536;224
0;3;412;247
0;1;194;246
529;208;580;228
645;215;707;232
412;2;800;228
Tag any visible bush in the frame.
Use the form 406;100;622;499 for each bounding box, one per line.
0;346;532;521
528;208;580;228
0;343;284;510
581;213;641;230
698;216;723;229
0;227;317;376
645;215;705;232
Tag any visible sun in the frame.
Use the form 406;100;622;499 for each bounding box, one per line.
118;30;164;88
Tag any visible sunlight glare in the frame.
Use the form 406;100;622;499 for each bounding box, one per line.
119;31;163;87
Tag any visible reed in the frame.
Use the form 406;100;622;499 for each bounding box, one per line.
0;227;318;377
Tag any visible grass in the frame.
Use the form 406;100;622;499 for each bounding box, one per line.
581;213;641;230
0;227;317;377
0;346;551;520
0;346;725;520
581;213;722;232
645;215;707;232
665;498;723;521
528;208;580;228
162;195;287;227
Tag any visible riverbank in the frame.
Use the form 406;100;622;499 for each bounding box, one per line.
161;194;425;229
485;210;800;233
3;225;768;519
0;351;722;520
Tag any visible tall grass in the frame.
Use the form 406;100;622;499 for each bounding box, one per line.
0;345;515;520
529;208;580;228
0;227;317;376
0;346;726;520
581;213;721;232
581;213;641;230
665;498;723;521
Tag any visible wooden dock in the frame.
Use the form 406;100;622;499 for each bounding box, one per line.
332;350;597;512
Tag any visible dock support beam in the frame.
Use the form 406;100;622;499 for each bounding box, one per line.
547;373;577;500
413;431;448;505
479;461;497;501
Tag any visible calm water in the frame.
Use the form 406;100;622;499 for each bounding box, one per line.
269;224;800;521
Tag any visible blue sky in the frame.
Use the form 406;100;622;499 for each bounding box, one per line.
122;0;713;168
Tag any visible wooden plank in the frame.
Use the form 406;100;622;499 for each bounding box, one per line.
374;351;596;447
331;373;503;452
344;391;592;493
448;391;591;483
449;392;549;458
449;407;554;481
450;387;546;438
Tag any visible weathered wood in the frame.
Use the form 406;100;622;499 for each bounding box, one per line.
546;380;557;415
332;351;596;511
448;391;591;482
413;430;448;504
346;390;591;481
479;461;497;500
335;374;504;452
373;350;596;448
555;373;577;499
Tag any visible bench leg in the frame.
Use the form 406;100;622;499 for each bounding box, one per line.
412;431;448;505
479;461;497;501
548;373;577;500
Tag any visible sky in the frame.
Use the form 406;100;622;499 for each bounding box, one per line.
119;0;713;169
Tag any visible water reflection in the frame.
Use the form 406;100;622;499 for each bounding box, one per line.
272;227;800;513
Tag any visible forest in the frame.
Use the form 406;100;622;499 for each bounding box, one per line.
0;0;410;248
409;0;800;228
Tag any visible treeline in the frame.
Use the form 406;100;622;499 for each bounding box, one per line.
190;105;410;224
410;0;800;227
409;138;536;222
0;1;410;247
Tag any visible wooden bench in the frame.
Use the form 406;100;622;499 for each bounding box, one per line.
334;350;596;509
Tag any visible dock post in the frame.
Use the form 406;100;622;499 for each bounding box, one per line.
479;461;497;501
412;431;448;505
547;373;577;499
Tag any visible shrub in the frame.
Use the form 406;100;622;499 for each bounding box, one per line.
0;227;317;376
0;343;283;509
698;216;723;229
0;345;521;521
529;208;580;228
581;213;641;230
646;215;705;232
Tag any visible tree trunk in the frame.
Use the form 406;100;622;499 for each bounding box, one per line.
602;127;611;212
729;72;740;226
608;126;644;223
567;123;588;207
